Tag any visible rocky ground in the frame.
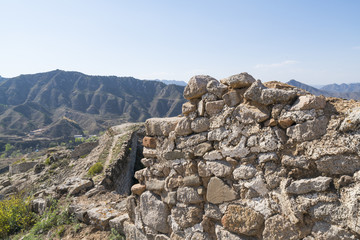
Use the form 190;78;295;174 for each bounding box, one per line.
0;123;144;239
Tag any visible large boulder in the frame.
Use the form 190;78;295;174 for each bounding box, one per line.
140;191;170;233
220;73;256;89
244;80;297;105
184;75;216;100
145;117;182;136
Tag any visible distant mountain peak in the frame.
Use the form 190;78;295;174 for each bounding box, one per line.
153;79;187;86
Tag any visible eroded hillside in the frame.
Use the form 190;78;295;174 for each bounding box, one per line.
0;70;185;138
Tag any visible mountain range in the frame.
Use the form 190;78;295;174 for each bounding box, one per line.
286;80;360;100
0;70;186;139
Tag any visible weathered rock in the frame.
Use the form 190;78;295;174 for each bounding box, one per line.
286;116;328;142
69;179;94;196
0;185;17;195
223;90;242;107
141;158;153;167
207;177;237;204
9;161;37;175
87;207;119;230
191;117;210;133
146;179;165;191
340;107;360;132
282;155;310;169
177;186;203;204
244;80;296;105
233;164;257;180
235;104;270;124
143;147;157;158
124;222;147;240
221;205;264;236
126;196;136;223
145;117;182;136
265;118;277;127
31;198;50;215
311;221;356;240
0;179;11;188
279;109;318;123
208;127;229;141
220;73;255;89
171;204;203;228
131;184;146;195
198;161;212;177
290;95;326;111
164;151;185;160
221;136;250;158
143;136;156;149
286;176;332;194
183;175;201;186
206;161;232;177
182;102;197;115
278;118;295;128
207;79;228;98
203;150;223;160
316;155;360;175
258;152;278;164
263;215;300;240
215;224;251;240
193;142;213;156
140;191;170;233
109;214;129;235
176;133;208;149
206;100;225;115
205;203;223;220
175;117;193;136
244;175;269;196
184;75;216;100
68;204;90;224
197;99;205;116
155;234;171;240
309;202;347;224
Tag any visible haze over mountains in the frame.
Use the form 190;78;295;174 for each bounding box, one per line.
0;70;186;139
287;80;360;100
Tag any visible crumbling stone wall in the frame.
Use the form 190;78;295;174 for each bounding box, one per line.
125;73;360;239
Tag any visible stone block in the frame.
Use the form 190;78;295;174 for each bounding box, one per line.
143;136;156;149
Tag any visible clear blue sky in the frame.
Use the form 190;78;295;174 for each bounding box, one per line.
0;0;359;85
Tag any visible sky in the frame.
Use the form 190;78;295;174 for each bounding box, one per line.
0;0;360;85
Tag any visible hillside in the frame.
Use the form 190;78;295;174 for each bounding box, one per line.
0;70;186;138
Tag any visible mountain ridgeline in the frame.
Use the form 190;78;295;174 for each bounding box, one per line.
287;79;360;100
0;70;186;138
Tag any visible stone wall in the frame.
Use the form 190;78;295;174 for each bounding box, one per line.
125;73;360;239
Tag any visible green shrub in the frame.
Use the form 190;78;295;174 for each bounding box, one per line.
0;194;36;238
109;228;125;240
88;162;103;176
44;157;51;165
25;199;73;237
